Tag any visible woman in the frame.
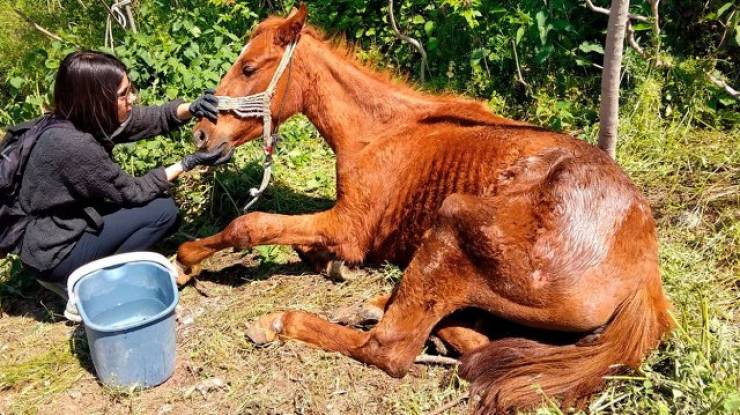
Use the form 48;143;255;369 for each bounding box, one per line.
17;51;230;308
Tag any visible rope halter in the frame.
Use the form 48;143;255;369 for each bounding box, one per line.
216;40;298;212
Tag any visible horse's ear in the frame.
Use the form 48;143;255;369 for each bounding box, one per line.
275;3;307;46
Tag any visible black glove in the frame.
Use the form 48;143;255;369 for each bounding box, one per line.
181;145;234;171
189;89;219;122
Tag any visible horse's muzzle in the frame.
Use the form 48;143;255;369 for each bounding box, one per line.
193;129;208;149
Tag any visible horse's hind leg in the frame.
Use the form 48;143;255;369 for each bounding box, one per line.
331;293;490;354
246;194;496;377
435;312;491;354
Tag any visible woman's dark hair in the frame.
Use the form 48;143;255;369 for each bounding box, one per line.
53;51;128;138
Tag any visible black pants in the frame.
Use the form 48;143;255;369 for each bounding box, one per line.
39;197;180;283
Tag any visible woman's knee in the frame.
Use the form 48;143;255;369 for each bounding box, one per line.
146;197;180;228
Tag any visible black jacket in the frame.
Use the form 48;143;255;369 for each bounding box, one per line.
18;100;186;271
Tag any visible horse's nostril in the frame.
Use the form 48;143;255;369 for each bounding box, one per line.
194;129;207;149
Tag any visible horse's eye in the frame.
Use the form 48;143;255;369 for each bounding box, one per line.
242;64;256;77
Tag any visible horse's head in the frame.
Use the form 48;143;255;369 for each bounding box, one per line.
193;4;308;152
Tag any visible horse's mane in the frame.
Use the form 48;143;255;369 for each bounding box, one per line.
301;23;526;127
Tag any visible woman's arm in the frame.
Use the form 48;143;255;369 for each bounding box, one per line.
56;135;174;206
165;161;184;181
57;136;230;205
176;103;193;121
113;100;187;143
114;90;218;143
164;146;232;181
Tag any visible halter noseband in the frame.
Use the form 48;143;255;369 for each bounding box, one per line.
216;40;298;212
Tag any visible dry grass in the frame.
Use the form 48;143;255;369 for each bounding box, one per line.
1;114;738;414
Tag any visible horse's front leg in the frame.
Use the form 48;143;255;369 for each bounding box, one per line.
176;210;357;283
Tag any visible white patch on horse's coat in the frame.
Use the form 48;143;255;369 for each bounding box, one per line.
239;41;251;58
531;269;548;284
272;314;284;333
534;163;633;277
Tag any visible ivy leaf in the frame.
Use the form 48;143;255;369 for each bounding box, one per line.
631;22;652;31
165;87;179;100
8;77;23;90
427;37;439;51
579;41;604;54
515;26;525;45
716;2;733;18
424;21;435;35
536;11;551;45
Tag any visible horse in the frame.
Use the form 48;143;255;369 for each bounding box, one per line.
176;5;672;413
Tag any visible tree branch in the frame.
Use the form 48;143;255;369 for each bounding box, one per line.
584;0;649;22
626;20;646;58
511;39;532;94
123;2;137;33
649;0;660;42
707;74;740;101
12;8;65;43
388;0;430;81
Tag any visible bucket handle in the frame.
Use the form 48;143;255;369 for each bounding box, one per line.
66;252;178;315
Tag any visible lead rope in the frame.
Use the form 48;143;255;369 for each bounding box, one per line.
215;41;298;212
104;0;135;49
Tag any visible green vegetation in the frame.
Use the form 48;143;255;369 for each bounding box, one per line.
0;1;737;414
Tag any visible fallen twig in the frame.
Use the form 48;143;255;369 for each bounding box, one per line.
415;354;459;366
429;335;448;356
426;392;470;415
191;277;212;297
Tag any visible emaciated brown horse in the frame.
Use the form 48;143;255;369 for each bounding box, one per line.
177;6;672;413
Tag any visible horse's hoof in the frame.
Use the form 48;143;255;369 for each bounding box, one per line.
170;256;202;287
330;302;384;326
325;260;363;282
246;313;285;345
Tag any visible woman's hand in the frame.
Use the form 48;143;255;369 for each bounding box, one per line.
178;89;219;122
165;144;233;181
181;145;234;171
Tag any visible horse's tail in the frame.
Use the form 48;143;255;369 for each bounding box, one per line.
459;275;672;414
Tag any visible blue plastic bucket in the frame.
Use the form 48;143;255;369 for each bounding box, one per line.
68;252;179;389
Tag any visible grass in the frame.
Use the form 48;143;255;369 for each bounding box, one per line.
0;107;738;414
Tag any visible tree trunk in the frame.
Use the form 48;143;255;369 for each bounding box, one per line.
598;0;630;159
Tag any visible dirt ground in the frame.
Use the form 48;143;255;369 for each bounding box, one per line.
0;249;469;415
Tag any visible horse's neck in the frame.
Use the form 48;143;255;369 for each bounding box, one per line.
298;37;433;157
